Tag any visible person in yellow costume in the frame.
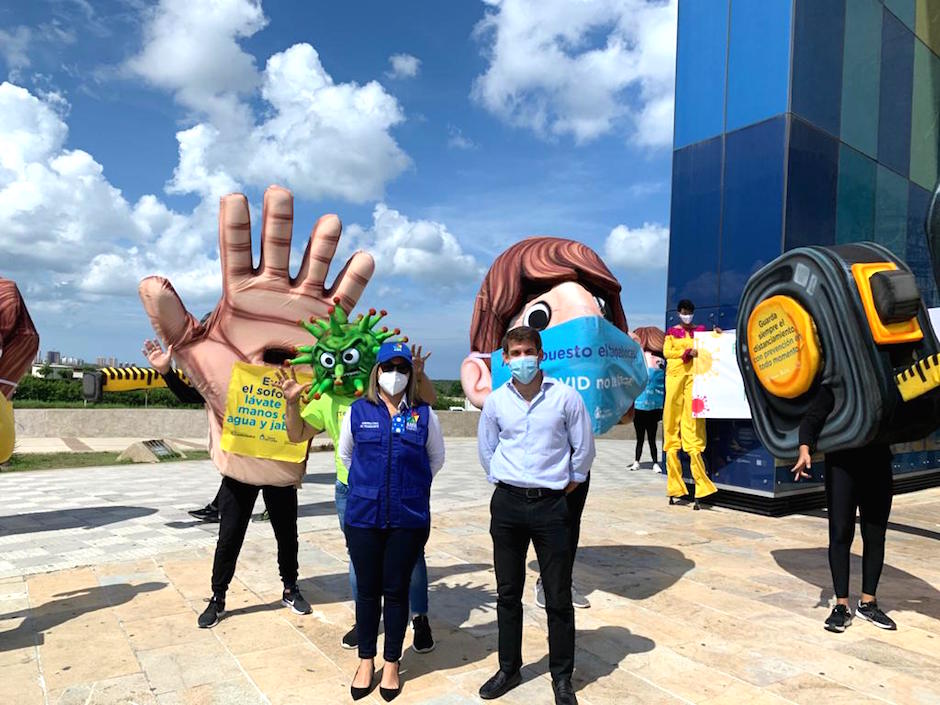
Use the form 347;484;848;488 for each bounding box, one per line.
663;299;718;509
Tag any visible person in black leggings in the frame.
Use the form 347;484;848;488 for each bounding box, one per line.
792;384;896;633
632;409;662;470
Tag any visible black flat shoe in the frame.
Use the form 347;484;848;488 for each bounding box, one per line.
350;661;374;701
379;660;401;702
479;669;522;699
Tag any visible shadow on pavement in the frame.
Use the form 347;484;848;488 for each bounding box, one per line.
302;472;335;485
539;545;695;601
0;506;157;537
526;625;656;689
0;582;165;651
800;509;940;541
772;547;940;621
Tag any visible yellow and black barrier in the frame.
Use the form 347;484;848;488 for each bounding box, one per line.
82;366;193;402
736;242;940;458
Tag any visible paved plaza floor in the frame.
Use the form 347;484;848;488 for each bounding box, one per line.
1;439;939;704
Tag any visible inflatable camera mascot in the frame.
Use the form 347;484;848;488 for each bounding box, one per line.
0;278;40;463
460;237;647;433
736;242;940;459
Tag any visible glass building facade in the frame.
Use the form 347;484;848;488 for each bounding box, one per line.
668;0;940;504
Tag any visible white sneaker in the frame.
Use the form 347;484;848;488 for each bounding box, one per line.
534;577;546;608
628;461;640;471
652;463;662;473
571;584;591;609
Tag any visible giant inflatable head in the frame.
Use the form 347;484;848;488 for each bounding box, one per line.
138;185;374;486
0;278;40;463
461;237;646;433
736;242;940;458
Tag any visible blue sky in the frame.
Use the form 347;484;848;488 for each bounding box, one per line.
0;0;677;378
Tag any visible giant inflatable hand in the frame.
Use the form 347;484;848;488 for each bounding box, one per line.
139;186;374;485
0;278;40;463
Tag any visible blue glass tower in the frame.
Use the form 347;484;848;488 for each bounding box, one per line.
668;0;940;509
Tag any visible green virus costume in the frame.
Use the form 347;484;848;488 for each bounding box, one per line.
290;297;407;401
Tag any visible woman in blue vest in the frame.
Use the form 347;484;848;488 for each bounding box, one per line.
338;342;445;701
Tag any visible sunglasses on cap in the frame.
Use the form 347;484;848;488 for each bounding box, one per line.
379;362;411;374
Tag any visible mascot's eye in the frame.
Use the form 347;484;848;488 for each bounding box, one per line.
523;301;552;330
342;348;361;365
594;296;613;322
319;352;336;369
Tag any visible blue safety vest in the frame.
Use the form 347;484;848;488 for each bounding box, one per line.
346;399;432;529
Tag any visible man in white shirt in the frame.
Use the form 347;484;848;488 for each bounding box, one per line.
477;326;595;705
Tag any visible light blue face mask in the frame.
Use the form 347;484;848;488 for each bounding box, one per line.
507;355;539;384
491;316;648;434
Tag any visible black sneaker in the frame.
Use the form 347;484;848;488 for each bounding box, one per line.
198;595;225;628
188;504;218;521
856;600;897;630
412;615;435;653
282;586;311;615
824;604;853;633
342;624;358;650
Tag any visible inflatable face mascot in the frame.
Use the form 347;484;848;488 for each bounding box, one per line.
0;278;40;463
460;237;647;434
138;186;374;486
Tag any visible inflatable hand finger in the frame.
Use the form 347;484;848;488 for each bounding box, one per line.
736;242;940;458
137;185;375;485
139;186;374;401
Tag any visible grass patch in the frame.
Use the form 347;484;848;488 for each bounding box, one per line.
1;450;211;472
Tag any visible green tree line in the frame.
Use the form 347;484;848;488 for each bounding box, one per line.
13;376;469;410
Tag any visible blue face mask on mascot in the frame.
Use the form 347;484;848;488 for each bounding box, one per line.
491;316;648;434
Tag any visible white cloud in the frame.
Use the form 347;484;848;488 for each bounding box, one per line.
604;222;669;269
126;0;410;204
387;53;421;79
447;125;476;150
125;0;267;116
0;27;32;75
472;0;677;147
346;204;482;286
0;82;221;309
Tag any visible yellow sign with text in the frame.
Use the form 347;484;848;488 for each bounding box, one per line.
747;296;820;399
220;362;312;463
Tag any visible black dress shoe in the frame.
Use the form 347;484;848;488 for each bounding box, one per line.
350;661;374;701
379;660;401;702
479;669;522;699
552;678;578;705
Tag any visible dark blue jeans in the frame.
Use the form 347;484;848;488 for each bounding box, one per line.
345;523;430;661
335;481;429;613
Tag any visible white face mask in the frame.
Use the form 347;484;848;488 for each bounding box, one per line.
679;313;694;325
379;371;410;396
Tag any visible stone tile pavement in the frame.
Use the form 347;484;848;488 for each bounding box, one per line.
1;439;939;704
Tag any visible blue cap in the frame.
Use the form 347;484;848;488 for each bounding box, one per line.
376;341;412;365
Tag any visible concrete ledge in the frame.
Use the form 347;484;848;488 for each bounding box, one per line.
15;408;652;440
